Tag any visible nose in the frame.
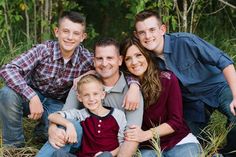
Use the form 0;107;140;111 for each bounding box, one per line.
102;59;108;66
131;58;138;65
145;31;151;39
67;32;73;40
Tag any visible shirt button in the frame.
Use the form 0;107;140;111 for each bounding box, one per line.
98;130;101;133
98;124;101;127
99;120;102;123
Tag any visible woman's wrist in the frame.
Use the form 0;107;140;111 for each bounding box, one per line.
150;127;158;139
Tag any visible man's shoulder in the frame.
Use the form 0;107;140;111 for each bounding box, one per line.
170;32;195;38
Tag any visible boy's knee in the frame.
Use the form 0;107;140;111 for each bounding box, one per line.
0;86;22;105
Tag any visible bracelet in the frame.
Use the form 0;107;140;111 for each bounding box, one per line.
150;127;158;139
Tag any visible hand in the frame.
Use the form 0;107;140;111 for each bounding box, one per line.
28;95;44;120
123;83;140;111
124;125;150;143
65;123;78;144
73;70;97;89
230;98;236;116
48;124;67;149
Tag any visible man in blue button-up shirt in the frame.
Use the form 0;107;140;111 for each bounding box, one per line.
133;10;236;157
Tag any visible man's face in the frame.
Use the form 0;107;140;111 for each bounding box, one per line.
54;18;87;57
135;16;166;54
94;45;122;80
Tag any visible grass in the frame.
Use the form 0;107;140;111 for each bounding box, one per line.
0;111;228;157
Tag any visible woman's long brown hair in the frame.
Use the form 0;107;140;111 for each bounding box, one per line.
120;37;162;108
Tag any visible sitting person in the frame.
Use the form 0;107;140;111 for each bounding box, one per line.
120;37;202;157
36;74;127;157
48;37;143;157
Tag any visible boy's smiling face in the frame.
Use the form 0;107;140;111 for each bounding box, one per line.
77;81;105;112
54;18;87;58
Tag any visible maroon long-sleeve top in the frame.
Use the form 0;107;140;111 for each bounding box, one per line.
141;71;190;151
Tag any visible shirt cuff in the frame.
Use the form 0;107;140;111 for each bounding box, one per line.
218;55;234;71
22;86;37;101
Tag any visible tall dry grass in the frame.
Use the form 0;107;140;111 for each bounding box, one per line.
0;110;230;157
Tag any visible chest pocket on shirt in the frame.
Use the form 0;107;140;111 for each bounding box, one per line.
176;58;198;71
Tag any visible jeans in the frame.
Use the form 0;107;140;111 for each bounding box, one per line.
52;150;113;157
140;143;202;157
36;120;83;157
0;86;64;147
185;86;236;156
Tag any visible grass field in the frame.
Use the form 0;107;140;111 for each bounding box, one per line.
0;110;228;157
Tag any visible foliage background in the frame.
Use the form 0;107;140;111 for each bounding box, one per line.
0;0;236;156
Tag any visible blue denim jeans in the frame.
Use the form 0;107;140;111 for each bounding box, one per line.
0;86;64;147
185;86;236;155
36;120;83;157
140;143;202;157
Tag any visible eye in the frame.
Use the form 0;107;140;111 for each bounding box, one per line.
150;28;156;32
95;57;102;61
138;31;145;36
125;56;131;61
136;53;143;57
63;29;69;33
94;92;99;96
74;32;81;36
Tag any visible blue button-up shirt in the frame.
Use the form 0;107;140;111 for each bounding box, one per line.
153;33;234;122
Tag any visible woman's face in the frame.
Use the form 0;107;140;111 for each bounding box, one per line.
124;45;148;78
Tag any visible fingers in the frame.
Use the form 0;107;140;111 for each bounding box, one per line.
28;112;43;120
230;104;236;116
123;102;138;111
66;134;77;144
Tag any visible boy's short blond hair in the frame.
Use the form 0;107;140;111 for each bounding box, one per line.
77;74;103;93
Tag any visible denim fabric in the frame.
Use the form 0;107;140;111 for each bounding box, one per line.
52;150;77;157
140;143;202;157
155;33;233;122
0;86;64;147
36;120;83;157
51;150;112;157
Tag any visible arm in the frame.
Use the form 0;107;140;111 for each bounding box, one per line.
0;44;46;101
223;64;236;115
110;147;120;156
48;113;78;144
123;74;141;111
48;122;67;149
124;124;174;143
116;109;139;157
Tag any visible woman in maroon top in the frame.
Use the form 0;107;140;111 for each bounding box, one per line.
120;37;202;157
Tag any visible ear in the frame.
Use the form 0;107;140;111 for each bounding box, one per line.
118;55;123;66
54;27;59;38
101;91;106;99
81;32;87;42
159;24;166;35
77;93;83;102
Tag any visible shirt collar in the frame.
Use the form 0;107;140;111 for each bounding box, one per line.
109;72;127;93
163;34;172;54
52;41;82;66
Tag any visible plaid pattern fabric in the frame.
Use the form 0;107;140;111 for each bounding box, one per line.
0;40;94;101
